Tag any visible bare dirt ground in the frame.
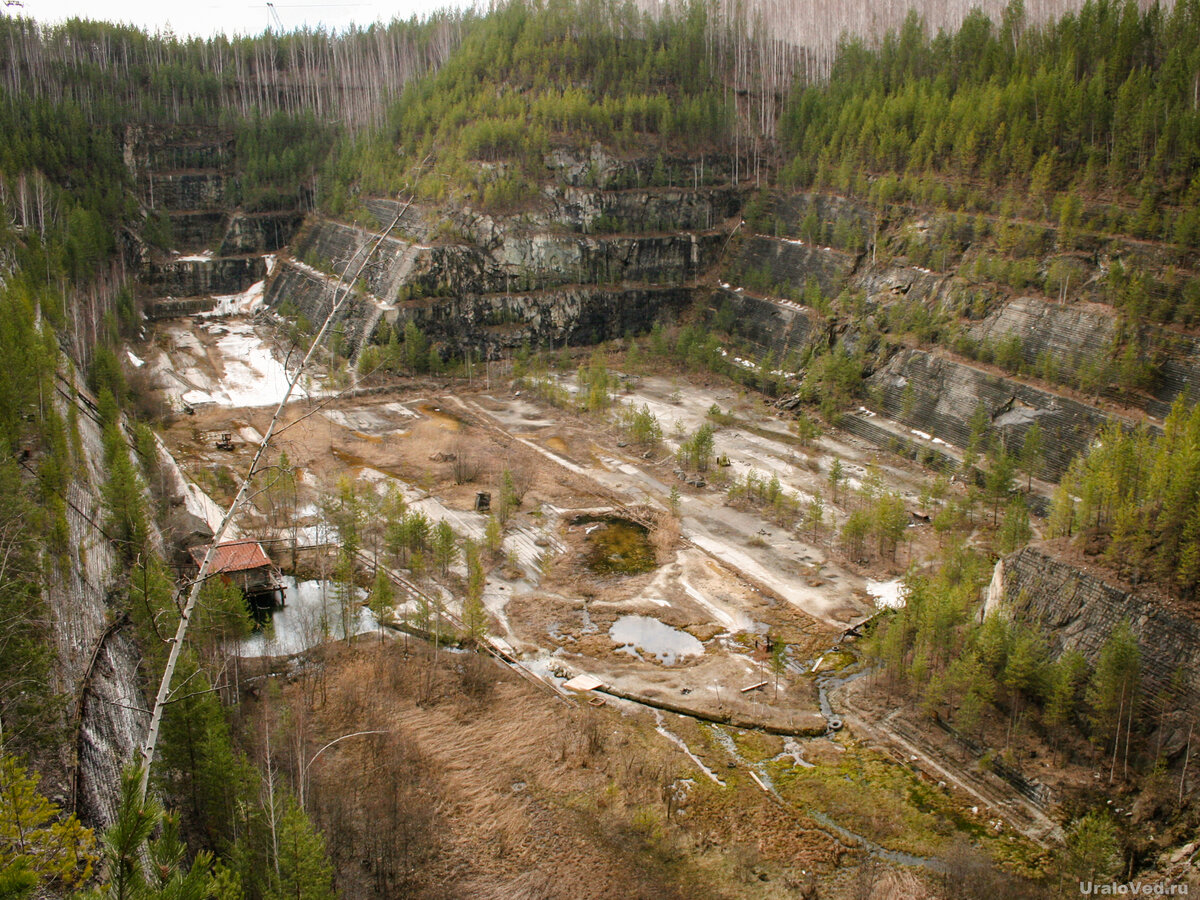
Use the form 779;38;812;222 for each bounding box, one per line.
149;317;873;733
142;315;1064;896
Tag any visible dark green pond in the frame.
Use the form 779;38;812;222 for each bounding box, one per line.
580;517;656;576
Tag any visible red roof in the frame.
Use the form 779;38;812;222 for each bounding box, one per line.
190;540;273;573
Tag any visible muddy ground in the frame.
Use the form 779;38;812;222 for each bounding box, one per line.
142;314;1057;897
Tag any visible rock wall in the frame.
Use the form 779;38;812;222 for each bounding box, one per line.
129;127;303;300
733;234;857;298
853;262;963;311
47;380;152;826
544;146;737;190
219;212;305;256
990;545;1200;724
289;219;430;300
865;349;1134;480
265;262;381;350
144;297;222;320
968;296;1200;420
165;211;228;250
495;231;722;290
269;199;728;358
146;172;229;211
142;256;266;297
398;285;694;354
549;185;742;233
968;296;1115;375
706;287;823;359
127;126;234;173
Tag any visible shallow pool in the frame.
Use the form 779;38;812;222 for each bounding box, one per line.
609;615;703;665
238;576;374;657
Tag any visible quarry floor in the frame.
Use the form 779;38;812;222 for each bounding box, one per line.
143;314;1055;892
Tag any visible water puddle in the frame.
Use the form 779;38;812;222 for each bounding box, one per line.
238;576;374;657
609;615;703;665
417;403;462;431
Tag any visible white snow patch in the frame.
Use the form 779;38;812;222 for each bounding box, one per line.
207;324;304;408
127;350;145;368
182;481;231;535
182;389;215;407
680;578;752;633
867;578;907;609
202;279;266;318
176;250;214;262
654;711;725;785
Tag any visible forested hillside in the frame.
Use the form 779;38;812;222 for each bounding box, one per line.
321;0;737;213
779;0;1200;252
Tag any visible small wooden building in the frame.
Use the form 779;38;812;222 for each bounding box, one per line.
189;540;285;607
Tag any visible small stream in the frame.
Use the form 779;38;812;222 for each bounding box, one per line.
816;667;871;724
703;714;942;871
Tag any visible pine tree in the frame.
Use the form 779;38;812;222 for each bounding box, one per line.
0;754;96;892
265;798;335;900
1019;422;1043;492
368;567;395;640
1061;811;1121;885
461;540;488;644
431;521;457;576
1087;622;1141;781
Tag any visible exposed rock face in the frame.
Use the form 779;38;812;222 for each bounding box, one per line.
543;145;737;189
142;255;266;297
706;287;823;358
865;348;1135;480
267;172;731;356
48;380;152;826
267;264;382;352
133;130;234;172
549;185;742;233
968;296;1115;377
127;127;302;306
146;172;228;210
852;262;960;309
218;212;305;256
969;295;1200;419
734;234;856;298
399;285;694;353
694;187;1200;491
990;545;1200;733
165;211;228;249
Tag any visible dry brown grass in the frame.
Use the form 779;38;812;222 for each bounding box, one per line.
648;509;681;564
240;639;859;900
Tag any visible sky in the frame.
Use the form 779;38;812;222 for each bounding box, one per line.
8;0;474;38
